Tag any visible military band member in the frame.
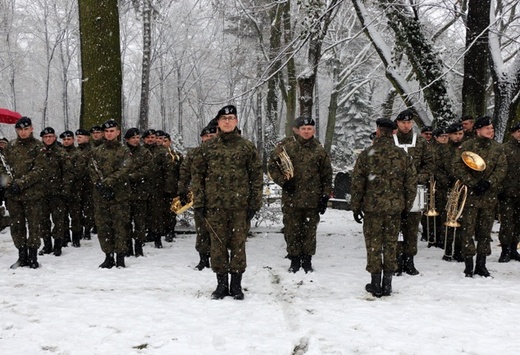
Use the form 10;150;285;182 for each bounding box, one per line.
4;117;47;269
351;118;417;297
461;115;475;142
393;109;433;276
453;116;507;277
192;105;263;300
90;125;104;147
420;125;433;143
75;129;94;240
497;122;520;262
90;119;132;268
162;132;183;242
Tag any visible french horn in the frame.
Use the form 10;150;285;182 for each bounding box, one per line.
170;191;193;215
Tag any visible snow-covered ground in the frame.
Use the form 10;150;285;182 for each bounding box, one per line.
0;209;518;354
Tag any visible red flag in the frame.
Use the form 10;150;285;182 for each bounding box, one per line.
0;108;22;124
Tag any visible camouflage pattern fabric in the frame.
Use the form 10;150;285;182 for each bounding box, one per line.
363;212;401;273
76;143;95;232
498;139;520;245
282;206;320;256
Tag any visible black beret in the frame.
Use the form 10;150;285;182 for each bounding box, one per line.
90;125;103;133
217;105;237;118
40;127;55;137
142;129;156;138
155;130;166;137
510;122;520;132
163;133;171;140
461;115;474;122
102;119;119;130
432;127;447;137
446;122;463;133
75;129;90;136
474;116;492;130
59;130;74;139
421;126;433;133
295;116;315;128
369;131;377;140
0;137;8;143
395;109;415;121
124;127;140;139
15;116;32;129
376;118;397;130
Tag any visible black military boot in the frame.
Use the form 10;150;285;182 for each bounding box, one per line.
301;255;314;273
463;256;474;277
38;237;53;256
53;239;63;256
403;254;420;275
91;225;97;235
394;253;404;276
28;248;39;269
510;243;520;262
365;272;382;298
99;253;115;269
154;234;163;249
211;273;229;299
474;254;491;277
126;239;134;257
116;253;125;268
10;248;28;269
498;244;511;263
195;253;210;271
72;232;81;248
382;271;393;296
229;272;244;300
134;241;144;257
63;230;71;247
288;255;301;273
83;227;91;240
165;230;175;242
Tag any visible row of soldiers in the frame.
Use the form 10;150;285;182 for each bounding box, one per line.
1;117;183;270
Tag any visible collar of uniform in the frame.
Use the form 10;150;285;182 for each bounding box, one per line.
218;129;240;142
475;135;492;148
104;139;121;149
396;130;414;144
16;134;36;145
295;134;314;146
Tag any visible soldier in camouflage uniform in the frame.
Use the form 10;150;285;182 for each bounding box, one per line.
268;116;332;274
192;105;263;300
178;122;217;270
89;119;133;268
75;129;94;240
453;116;507;277
351;118;417;297
124;128;153;257
39;127;73;257
90;125;104;147
393;109;433;276
461;115;476;142
3;117;47;269
497;122;520;263
161;131;183;242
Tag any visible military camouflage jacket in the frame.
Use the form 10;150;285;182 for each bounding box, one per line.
42;142;74;197
3;134;47;201
126;144;153;200
75;143;92;185
452;136;507;204
500;138;520;198
268;134;332;209
144;143;176;196
351;136;417;214
177;146;199;195
394;131;433;185
192;129;263;211
89;139;132;201
434;140;461;192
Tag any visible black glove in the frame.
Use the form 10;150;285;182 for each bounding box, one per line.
353;209;364;224
473;180;491;196
282;179;296;194
194;207;205;219
318;195;329;215
163;192;174;201
9;182;22;195
247;208;257;222
95;182;115;201
179;192;189;205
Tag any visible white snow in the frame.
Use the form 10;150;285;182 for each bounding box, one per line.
0;209;517;354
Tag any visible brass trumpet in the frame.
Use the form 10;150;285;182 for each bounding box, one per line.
170;191;193;215
425;175;439;247
277;146;294;181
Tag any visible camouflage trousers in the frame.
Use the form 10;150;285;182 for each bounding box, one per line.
194;211;210;255
498;197;520;245
205;208;248;274
397;211;421;256
80;184;94;231
64;190;82;234
459;203;494;257
128;199;148;243
146;192;164;235
94;199;130;254
41;194;67;240
6;198;42;249
363;212;400;273
162;195;177;235
282;206;320;257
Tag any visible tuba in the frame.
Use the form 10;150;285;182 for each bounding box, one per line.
170;191;193;215
276;146;294;181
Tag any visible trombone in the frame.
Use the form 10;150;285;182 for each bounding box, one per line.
424;175;439;247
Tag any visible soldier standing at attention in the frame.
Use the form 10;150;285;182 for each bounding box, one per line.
393;109;433;276
178;122;217;270
90;119;132;268
268;116;332;273
453;116;507;277
161;132;183;242
461;115;476;142
497;122;520;263
90;125;104;147
192;105;263;300
3;117;47;269
351;118;417;297
75;129;94;240
124;128;153;257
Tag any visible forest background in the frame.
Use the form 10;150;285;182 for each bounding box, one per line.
1;0;520;170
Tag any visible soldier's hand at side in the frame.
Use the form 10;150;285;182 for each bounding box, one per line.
473;180;491;196
318;195;329;215
353;209;364;224
8;181;21;195
282;179;296;194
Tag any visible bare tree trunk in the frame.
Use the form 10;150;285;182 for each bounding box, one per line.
265;3;282;144
282;0;297;136
138;0;152;131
